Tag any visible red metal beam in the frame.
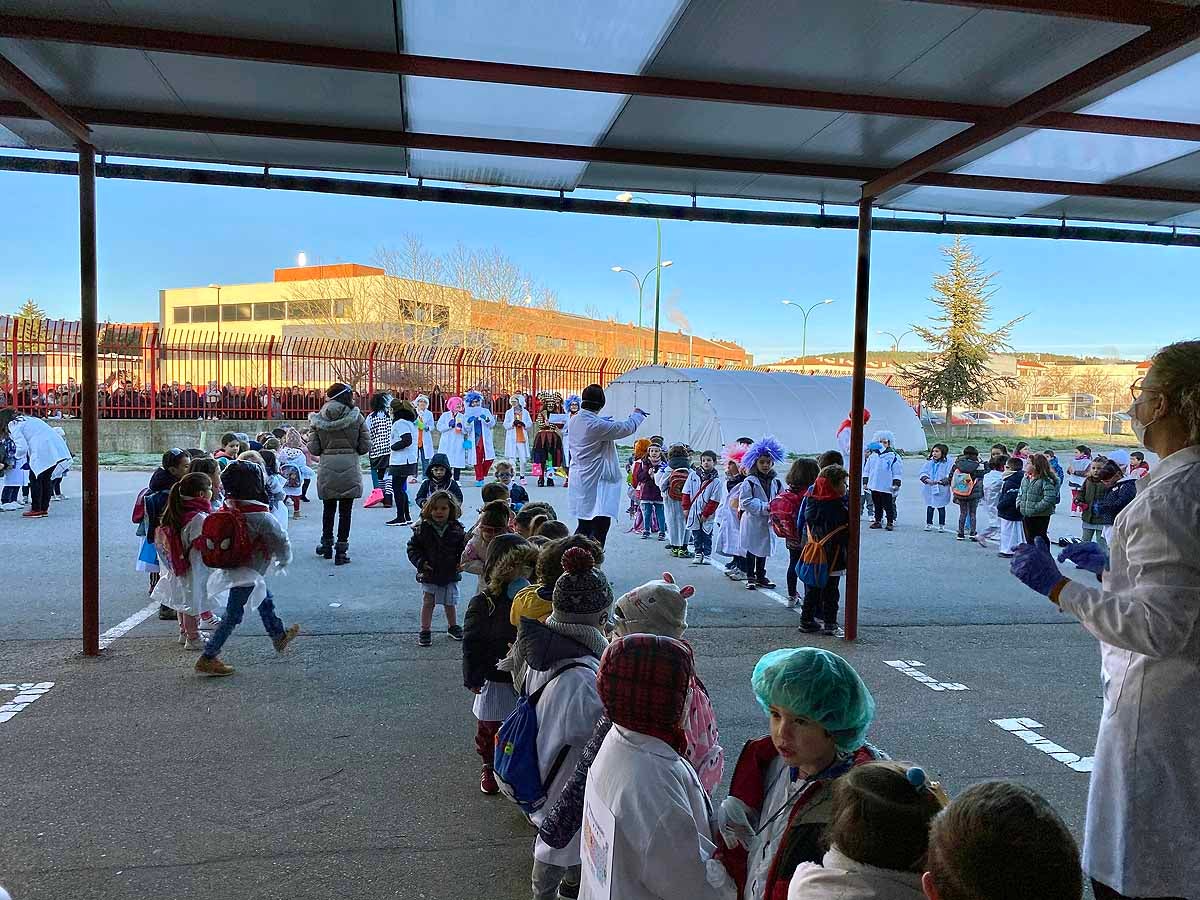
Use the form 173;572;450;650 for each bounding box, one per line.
862;5;1200;199
0;52;90;144
3;100;1199;207
902;0;1184;27
2;14;1200;142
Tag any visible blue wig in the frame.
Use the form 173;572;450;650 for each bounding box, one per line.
464;390;485;406
742;436;785;472
565;394;582;411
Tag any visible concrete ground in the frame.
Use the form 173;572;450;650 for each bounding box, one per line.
0;470;1105;900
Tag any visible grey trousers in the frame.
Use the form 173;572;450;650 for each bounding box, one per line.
531;861;580;900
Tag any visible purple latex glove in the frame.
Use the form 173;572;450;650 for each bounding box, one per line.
1058;541;1108;577
1011;537;1067;597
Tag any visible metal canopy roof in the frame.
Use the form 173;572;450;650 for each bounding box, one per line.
2;0;1200;227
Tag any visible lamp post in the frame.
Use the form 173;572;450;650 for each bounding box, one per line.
781;299;835;368
616;192;668;364
877;329;913;352
208;283;222;389
611;261;673;363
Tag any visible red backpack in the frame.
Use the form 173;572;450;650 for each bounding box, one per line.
769;489;805;543
196;506;262;569
131;487;149;524
666;468;690;502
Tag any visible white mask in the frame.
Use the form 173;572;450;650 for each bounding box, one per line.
1127;398;1159;446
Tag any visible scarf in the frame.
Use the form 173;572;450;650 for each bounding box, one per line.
159;496;213;575
810;476;841;501
697;468;718;487
545;615;610;658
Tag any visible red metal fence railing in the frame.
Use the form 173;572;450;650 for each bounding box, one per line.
0;317;764;420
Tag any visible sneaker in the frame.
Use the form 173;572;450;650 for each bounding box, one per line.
418;630;432;647
690;555;706;566
641;532;651;539
195;656;234;676
798;619;821;634
0;502;17;511
757;578;777;589
52;494;63;501
657;532;666;541
822;623;846;638
198;615;221;631
183;637;206;651
385;517;405;526
475;480;484;488
745;581;757;591
885;523;894;532
273;624;301;653
868;522;882;530
480;766;499;795
787;595;800;608
937;525;946;533
448;625;464;641
924;524;933;532
998;552;1015;558
157;605;177;621
679;550;694;559
21;509;47;518
956;534;966;541
727;570;747;582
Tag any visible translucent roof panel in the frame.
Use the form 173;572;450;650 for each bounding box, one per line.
401;0;687;188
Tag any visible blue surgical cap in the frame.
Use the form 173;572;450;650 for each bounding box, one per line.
751;648;876;753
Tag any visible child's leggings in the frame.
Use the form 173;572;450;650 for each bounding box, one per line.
926;505;947;526
201;586;284;659
475;719;501;767
786;544;803;597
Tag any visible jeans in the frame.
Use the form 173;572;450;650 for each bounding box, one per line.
640;501;665;535
531;861;580;900
202;586;284;659
786;544;803;597
957;499;979;536
693;528;712;557
575;516;611;547
926;505;947;526
871;490;895;525
322;498;353;543
801;576;841;625
30;466;54;512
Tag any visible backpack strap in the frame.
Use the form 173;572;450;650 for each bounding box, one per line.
812;524;848;548
526;661;593;706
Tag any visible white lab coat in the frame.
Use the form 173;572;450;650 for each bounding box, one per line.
527;657;604;868
564;411;581;465
389;419;418;466
918;458;952;509
567;408;647;521
151;514;218;618
581;726;735;900
787;847;924;900
436;411;470;470
864;449;902;491
503;407;533;459
714;479;743;558
1056;445;1200;898
656;467;699;547
414;409;436;456
6;415;70;476
687;474;723;533
730;473;783;558
464;405;496;462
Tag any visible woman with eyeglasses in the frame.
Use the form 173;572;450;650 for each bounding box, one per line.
0;407;71;519
1011;340;1200;900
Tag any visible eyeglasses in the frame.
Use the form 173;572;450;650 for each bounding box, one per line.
1129;377;1161;401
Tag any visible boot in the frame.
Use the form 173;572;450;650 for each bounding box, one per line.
316;537;333;559
334;541;350;566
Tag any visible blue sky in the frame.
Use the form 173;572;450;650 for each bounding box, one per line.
2;166;1196;363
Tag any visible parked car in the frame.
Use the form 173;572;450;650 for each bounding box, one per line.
1014;412;1065;423
961;410;1015;425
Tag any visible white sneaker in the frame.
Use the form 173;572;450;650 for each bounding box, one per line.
52;494;64;501
924;524;933;532
0;502;18;511
198;616;221;631
787;595;799;608
183;637;206;651
937;525;946;533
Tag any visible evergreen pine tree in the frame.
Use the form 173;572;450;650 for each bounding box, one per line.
897;238;1025;423
13;299;48;352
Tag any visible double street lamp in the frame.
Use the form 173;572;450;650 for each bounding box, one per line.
615;192;669;364
611;261;673;363
781;298;835;366
878;329;914;352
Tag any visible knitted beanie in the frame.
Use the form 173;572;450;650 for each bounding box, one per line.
552;546;614;624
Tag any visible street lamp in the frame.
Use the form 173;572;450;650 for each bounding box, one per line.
781;299;835;367
877;329;914;352
208;283;222;388
616;192;668;364
611;261;673;363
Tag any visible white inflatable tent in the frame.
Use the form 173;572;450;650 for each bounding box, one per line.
604;367;926;455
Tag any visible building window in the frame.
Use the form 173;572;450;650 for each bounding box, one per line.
333;299;348;318
173;307;191;324
253;302;286;321
221;304;252;322
574;341;598;355
703;356;718;367
510;334;527;350
190;305;219;323
287;300;327;320
535;336;567;350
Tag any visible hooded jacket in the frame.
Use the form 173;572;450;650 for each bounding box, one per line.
996;470;1024;522
949;456;985;502
805;480;850;574
414;452;463;506
462;589;518;688
406;518;466;587
306;399;370;500
1094;474;1138;525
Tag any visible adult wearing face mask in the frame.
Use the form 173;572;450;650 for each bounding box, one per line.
1010;340;1200;900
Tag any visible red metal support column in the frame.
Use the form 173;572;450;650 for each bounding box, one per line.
844;198;874;643
266;336;275;414
531;354;541;405
148;329;157;421
598;359;607;387
454;348;464;397
79;142;100;656
366;341;377;396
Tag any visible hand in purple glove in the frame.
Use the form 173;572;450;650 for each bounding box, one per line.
1011;537;1067;597
1058;541;1108;577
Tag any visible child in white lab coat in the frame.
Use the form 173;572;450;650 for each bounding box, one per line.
918;444;952;533
729;437;785;590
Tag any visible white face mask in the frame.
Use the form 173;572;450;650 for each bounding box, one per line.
1127;397;1159;446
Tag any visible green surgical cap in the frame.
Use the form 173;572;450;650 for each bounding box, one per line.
751;647;876;753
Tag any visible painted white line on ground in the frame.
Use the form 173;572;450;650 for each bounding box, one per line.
884;659;970;692
703;558;798;612
991;717;1094;772
0;681;55;724
98;601;160;649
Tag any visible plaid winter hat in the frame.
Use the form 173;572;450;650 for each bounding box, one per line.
598;634;694;754
551;546;614;623
612;572;694;640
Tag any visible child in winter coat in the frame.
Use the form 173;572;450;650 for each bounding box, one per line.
493;459;529;510
718;648;882;900
414;452;463;507
514;546;612;900
151;472;216;650
773;457;820;608
995;456;1025;558
687;450;723;568
865;431;902;530
632;441;667;540
1042;448;1065;485
407;489;468;647
1093;450;1138;546
139;448;191;614
918;444;952;533
460;500;513;576
1077;457;1110;548
786;762;947;900
1128;450;1150;479
413;394;436;476
800;465;851;637
385;398;419;526
1016;453;1060;543
580;635;737;899
195;461;299;676
949;446;985;541
462;533;539;795
258;449;289;533
730;437;786;591
657;443;699;558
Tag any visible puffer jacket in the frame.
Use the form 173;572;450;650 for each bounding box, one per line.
307;400;370;500
406;519;467;586
1017;473;1060;518
462;589;517;688
1094;474;1138;525
1079;477;1108;525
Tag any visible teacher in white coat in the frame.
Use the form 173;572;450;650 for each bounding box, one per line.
0;408;70;519
567;384;646;548
1011;339;1200;900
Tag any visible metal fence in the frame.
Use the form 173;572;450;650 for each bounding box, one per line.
1;317;760;419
